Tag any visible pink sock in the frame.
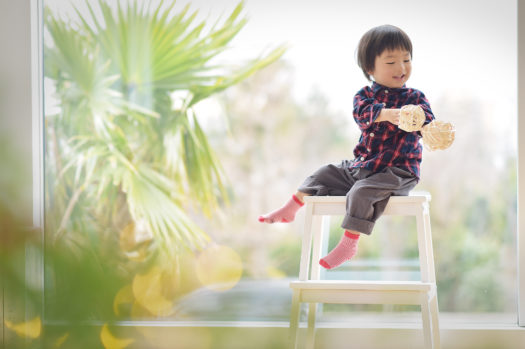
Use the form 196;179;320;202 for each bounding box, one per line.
319;231;360;269
258;195;304;223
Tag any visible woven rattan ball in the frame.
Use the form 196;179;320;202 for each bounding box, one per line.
399;104;425;132
421;120;455;151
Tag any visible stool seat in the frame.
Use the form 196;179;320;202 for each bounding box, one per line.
289;191;440;349
303;192;431;204
303;192;431;217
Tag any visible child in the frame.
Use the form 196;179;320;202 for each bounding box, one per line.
258;24;435;270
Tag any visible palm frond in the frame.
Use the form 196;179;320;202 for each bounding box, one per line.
122;165;210;255
44;0;286;261
188;44;287;106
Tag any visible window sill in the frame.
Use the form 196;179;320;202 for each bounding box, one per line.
44;315;525;349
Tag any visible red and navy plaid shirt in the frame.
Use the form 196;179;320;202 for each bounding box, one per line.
351;82;435;178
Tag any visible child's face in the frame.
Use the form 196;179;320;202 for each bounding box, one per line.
368;48;412;88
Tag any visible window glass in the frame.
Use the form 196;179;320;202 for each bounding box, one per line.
44;0;517;328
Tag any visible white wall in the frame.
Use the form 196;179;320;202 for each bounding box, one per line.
0;0;34;221
0;1;35;347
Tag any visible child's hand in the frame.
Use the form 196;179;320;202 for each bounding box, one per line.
376;108;400;125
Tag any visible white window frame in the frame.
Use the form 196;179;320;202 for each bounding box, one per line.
518;0;525;328
32;0;44;233
2;0;523;347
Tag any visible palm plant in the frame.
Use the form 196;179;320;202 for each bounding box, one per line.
44;0;285;264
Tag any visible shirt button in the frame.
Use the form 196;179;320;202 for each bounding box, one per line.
360;157;365;161
385;90;389;94
366;121;370;125
370;133;375;137
367;148;371;152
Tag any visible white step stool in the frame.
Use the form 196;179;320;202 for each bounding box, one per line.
289;192;440;349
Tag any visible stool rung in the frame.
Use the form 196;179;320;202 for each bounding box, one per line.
290;280;433;292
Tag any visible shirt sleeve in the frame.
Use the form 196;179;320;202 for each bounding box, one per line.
416;91;435;126
353;88;384;131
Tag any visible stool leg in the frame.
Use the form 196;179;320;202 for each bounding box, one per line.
421;296;433;349
430;290;441;349
299;203;315;281
416;209;430;282
306;303;317;349
289;290;301;349
310;215;324;280
424;207;437;283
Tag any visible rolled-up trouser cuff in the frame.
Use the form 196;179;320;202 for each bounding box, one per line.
341;215;375;235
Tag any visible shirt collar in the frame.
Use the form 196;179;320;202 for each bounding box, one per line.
371;81;407;94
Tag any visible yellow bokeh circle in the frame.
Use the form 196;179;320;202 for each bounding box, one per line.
132;266;174;316
196;245;243;291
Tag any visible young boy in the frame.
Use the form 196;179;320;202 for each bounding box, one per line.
259;24;434;270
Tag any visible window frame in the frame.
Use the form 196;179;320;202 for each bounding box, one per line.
518;0;525;328
15;0;525;342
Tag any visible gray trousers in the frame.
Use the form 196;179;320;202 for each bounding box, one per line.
297;160;418;235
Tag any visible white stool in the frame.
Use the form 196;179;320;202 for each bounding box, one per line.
289;192;440;349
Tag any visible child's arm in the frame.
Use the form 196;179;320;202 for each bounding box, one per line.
374;108;400;125
353;88;403;129
353;88;389;130
416;92;435;125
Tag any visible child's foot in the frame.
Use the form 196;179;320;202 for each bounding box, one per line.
258;195;304;223
319;231;360;269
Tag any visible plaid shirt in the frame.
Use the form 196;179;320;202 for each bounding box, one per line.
351;82;435;178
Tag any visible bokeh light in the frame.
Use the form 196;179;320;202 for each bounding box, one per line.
132;266;174;316
4;316;41;339
196;245;243;291
100;323;134;349
113;284;134;317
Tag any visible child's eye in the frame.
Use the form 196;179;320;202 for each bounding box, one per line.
386;62;395;65
404;60;411;63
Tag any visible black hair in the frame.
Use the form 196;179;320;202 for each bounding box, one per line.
357;25;413;81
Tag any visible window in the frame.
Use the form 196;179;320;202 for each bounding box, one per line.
42;0;518;323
